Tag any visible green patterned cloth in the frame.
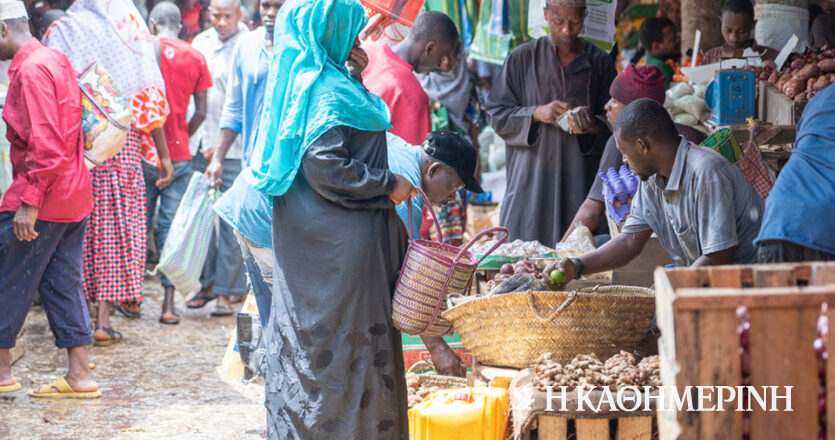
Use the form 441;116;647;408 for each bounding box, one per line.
470;0;529;64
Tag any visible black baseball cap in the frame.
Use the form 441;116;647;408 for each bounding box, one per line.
422;131;484;194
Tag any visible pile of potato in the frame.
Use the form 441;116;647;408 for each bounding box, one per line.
765;46;835;101
533;351;660;392
406;371;444;408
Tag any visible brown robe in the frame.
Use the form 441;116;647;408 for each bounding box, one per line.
486;37;616;246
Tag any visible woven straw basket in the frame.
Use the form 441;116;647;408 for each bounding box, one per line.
441;286;655;368
392;189;508;336
407;360;468;390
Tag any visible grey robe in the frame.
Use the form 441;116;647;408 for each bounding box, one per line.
486;37;616;247
266;126;409;440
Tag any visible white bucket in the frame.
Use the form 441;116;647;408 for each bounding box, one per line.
755;4;809;51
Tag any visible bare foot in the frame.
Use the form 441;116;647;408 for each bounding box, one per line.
63;373;98;393
0;349;15;386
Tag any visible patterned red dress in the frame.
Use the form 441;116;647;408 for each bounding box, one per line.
82;129;147;305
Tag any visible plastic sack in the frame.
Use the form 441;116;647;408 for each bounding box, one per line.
155;172;219;294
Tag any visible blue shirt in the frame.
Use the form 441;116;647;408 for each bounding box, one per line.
214;134;425;248
218;27;270;167
755;84;835;254
386;133;424;239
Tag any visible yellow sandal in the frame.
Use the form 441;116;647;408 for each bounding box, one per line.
0;381;22;393
29;376;101;399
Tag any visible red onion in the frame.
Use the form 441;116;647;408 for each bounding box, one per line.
499;264;514;275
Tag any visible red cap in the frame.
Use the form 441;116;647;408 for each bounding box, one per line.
609;64;666;106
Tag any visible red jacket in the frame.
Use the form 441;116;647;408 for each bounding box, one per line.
1;38;91;222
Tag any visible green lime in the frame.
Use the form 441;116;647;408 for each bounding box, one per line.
550;270;565;284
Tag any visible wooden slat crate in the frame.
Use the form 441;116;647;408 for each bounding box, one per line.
758;82;807;125
655;262;835;440
530;414;654;440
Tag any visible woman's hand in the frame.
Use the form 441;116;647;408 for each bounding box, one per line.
389;174;416;205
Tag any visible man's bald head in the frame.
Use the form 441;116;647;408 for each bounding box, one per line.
210;0;241;10
209;0;241;41
149;1;182;35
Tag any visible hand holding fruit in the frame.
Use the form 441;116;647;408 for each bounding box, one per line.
542;258;578;289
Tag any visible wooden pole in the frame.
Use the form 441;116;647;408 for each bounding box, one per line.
681;0;723;58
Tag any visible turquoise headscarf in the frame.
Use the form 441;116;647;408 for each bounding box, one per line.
249;0;392;196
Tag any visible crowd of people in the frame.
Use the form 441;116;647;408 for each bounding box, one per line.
0;0;833;438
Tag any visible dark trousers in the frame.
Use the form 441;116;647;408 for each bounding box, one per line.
758;240;835;263
0;212;92;349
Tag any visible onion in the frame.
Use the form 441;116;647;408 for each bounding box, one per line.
814;338;825;358
499;264;514;275
791;58;806;70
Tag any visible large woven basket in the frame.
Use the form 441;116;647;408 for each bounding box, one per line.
441;286;655;368
392;189;508;336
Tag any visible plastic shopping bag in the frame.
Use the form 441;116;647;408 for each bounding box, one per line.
155;172;219;294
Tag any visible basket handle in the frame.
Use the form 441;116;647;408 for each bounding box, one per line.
418;226;507;335
458;226;509;266
407;360;436;375
527;290;577;324
406;187;442;242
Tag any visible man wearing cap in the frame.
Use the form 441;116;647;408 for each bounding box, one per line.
386;130;483;377
0;1;99;397
486;0;617;247
563;64;706;242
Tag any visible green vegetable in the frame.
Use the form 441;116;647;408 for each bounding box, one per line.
550;270;565;285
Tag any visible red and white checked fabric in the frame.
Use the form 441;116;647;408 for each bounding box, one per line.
82;129;147;305
736;140;774;200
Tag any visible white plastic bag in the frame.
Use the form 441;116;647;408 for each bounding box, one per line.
155;172;219;294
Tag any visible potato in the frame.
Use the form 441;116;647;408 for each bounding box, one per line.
768;71;780;85
813;76;832;92
777;72;794;89
794;90;807;101
818;59;835;73
783;79;806;98
795;64;821;82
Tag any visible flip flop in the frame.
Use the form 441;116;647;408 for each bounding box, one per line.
186;293;217;309
211;304;234;317
0;381;22;393
29;376;101;399
159;313;180;325
93;326;122;346
114;304;141;319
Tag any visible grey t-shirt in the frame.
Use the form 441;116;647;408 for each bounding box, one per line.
622;140;763;266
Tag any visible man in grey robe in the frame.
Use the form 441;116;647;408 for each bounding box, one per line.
485;0;616;247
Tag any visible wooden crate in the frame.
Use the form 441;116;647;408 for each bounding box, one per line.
758;82;807;125
525;414;654;440
655;262;835;440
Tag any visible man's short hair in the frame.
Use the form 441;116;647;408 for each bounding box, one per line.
149;1;182;30
410;11;460;49
614;98;679;145
721;0;755;18
2;17;29;33
639;17;675;51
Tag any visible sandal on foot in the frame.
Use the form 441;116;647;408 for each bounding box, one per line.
29;376;101;399
115;304;141;319
186;293;217;309
93;326;122;346
211;304;234;317
159;312;180;325
0;381;22;393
